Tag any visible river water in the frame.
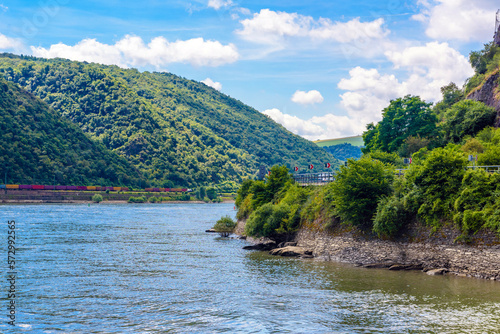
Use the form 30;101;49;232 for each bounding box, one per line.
1;203;500;333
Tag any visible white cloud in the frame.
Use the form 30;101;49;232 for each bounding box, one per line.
30;35;239;68
208;0;232;10
262;108;325;140
413;0;498;42
0;4;8;12
265;42;475;140
236;9;389;50
291;90;324;105
309;18;389;43
333;42;474;136
0;33;24;51
262;108;363;140
201;78;222;91
236;9;312;45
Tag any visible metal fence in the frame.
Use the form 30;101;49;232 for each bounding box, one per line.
293;173;335;185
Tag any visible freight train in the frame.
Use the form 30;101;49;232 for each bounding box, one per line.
0;184;190;192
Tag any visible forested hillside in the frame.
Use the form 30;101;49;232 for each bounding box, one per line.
0;76;143;186
0;53;336;190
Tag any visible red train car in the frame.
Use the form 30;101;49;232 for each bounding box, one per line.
77;186;87;191
32;185;45;190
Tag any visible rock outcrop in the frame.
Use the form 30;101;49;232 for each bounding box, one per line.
467;71;500;126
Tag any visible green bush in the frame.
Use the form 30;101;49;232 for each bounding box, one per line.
92;194;103;203
441;100;496;143
330;157;394;227
407;145;467;227
213;216;237;237
128;196;146;203
244;202;294;241
236;193;253;220
373;196;409;238
148;196;157;203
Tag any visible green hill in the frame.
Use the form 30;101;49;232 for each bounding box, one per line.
314;136;364;147
0;76;143;186
0;53;336;189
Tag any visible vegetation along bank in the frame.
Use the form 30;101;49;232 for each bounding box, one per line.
231;41;500;281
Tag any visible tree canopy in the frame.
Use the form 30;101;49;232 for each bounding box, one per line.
362;95;437;155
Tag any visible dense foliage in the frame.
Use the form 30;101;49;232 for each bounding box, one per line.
234;39;500;242
0;77;143;186
363;95;437;154
0;53;336;190
330;157;394;227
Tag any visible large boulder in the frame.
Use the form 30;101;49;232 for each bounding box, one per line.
269;246;313;257
242;241;277;251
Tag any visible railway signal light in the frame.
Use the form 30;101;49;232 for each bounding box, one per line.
324;163;331;168
308;164;314;170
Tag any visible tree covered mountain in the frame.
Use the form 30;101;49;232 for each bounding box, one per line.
0;76;143;186
0;53;336;189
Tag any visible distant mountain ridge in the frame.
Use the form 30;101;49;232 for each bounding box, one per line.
0;53;336;189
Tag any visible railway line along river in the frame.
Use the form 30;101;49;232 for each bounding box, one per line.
1;203;500;333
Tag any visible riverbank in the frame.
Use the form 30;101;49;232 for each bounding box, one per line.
0;189;235;204
236;220;500;281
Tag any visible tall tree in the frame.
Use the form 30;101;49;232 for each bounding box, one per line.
363;95;437;154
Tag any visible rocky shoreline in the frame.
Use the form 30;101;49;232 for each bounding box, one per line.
235;219;500;281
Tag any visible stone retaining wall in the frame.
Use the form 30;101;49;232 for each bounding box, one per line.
295;228;500;281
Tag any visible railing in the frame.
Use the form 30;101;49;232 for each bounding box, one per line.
465;165;500;173
293;173;335;185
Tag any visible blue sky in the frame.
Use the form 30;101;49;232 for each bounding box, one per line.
0;0;498;140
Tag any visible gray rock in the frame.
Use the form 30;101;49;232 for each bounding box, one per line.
426;268;448;276
269;246;313;257
242;241;277;251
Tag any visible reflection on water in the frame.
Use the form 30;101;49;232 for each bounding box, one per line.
1;203;499;333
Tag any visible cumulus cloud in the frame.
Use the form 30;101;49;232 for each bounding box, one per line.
236;9;389;49
0;33;24;51
262;108;325;140
266;42;475;140
201;78;222;91
413;0;498;42
291;90;324;105
30;35;239;68
262;108;363;141
208;0;232;10
0;4;8;12
335;42;474;136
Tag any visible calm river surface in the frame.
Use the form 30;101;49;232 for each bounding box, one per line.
1;203;500;333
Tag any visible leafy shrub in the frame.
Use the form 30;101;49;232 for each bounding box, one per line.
236;193;253;220
128;196;146;203
148;196;157;203
373;196;409;238
330;157;394;227
92;194;103;203
478;146;500;165
407;145;467;227
213;216;237;237
441;100;496;143
454;169;500;234
244;202;295;241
